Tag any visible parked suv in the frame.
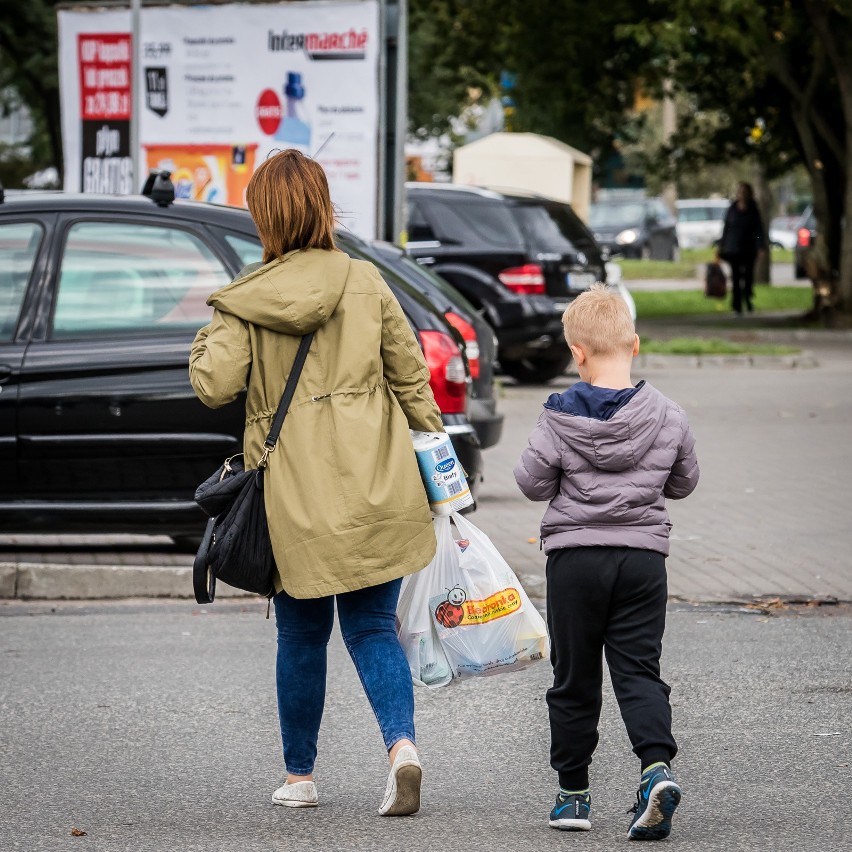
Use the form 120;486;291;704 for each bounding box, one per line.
0;189;481;542
406;184;605;383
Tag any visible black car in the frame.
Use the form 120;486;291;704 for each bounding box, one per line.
0;189;481;542
589;197;679;261
406;184;575;383
367;241;503;449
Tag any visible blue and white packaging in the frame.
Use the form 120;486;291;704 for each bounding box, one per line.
410;430;474;516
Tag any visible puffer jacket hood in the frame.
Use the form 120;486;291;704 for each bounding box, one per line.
208;248;350;334
542;383;667;472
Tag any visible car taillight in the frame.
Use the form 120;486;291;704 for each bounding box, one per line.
444;311;480;379
419;330;467;414
797;227;812;247
498;263;545;295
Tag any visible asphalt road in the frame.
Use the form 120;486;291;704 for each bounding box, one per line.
1;598;849;852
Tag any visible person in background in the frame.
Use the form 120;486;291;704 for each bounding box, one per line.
514;284;699;840
716;182;766;315
189;149;443;816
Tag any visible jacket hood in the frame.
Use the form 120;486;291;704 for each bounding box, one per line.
542;382;668;471
208;248;350;334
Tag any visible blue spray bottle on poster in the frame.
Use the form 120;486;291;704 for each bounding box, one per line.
275;72;311;148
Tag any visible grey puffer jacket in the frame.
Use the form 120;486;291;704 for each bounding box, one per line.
514;382;699;555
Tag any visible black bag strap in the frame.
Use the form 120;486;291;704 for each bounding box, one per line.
258;332;314;468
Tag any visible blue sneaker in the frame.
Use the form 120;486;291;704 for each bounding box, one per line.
628;763;681;840
549;790;591;831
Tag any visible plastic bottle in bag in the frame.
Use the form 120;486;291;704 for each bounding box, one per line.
410;431;474;516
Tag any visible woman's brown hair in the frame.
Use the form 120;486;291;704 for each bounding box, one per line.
246;149;336;263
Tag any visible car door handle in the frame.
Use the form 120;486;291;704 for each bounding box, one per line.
0;365;13;384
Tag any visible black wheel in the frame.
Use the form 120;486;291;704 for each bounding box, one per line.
501;351;573;384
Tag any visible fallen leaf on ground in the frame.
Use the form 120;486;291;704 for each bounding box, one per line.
527;537;537;544
71;827;87;837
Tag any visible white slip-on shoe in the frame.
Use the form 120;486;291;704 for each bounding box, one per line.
271;780;318;808
379;745;422;816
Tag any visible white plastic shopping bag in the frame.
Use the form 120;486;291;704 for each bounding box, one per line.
396;523;455;688
397;514;549;685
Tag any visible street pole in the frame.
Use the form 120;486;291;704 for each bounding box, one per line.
130;0;141;192
392;0;408;244
377;0;407;243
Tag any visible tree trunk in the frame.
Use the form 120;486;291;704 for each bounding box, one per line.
752;159;772;284
806;0;852;314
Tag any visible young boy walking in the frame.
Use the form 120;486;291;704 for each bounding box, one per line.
514;284;699;841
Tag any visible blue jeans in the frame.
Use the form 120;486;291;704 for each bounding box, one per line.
273;577;415;775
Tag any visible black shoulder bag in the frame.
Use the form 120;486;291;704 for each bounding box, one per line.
192;333;314;604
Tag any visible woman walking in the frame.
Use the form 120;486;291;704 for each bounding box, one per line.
717;182;766;315
189;149;443;815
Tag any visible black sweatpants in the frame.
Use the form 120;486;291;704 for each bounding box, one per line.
545;546;677;790
729;253;756;313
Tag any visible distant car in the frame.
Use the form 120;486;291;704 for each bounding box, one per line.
793;206;816;278
768;215;799;251
675;199;728;249
589;197;679;260
0;188;483;541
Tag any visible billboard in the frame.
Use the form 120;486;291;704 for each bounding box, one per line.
58;1;381;238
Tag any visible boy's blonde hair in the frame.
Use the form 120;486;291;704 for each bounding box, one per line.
562;283;635;355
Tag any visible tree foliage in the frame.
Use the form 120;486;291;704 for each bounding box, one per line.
0;0;62;182
408;0;657;159
409;0;852;315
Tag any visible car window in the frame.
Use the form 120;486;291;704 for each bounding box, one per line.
652;200;671;221
589;203;645;228
678;207;713;222
407;201;437;242
225;233;264;267
0;221;43;341
425;196;524;247
52;221;231;339
513;205;576;252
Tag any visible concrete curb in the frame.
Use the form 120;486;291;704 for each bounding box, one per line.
0;562;252;600
635;350;819;370
2;563;848;607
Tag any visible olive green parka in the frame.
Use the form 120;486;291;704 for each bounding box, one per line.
189;247;443;598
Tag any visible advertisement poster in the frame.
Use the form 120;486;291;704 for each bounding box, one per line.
58;1;381;238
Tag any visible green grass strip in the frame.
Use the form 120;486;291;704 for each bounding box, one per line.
632;285;811;319
619;247;795;279
640;337;800;356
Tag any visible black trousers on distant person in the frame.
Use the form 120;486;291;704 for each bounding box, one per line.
728;253;756;314
545;546;677;790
